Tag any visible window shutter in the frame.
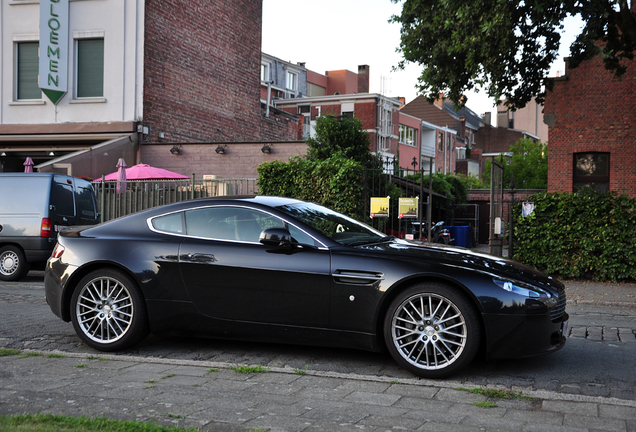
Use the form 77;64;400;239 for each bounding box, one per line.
17;42;41;100
77;39;104;97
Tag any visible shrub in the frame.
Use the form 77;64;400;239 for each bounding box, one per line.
514;190;636;282
257;156;364;219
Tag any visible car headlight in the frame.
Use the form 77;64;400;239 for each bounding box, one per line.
493;278;552;299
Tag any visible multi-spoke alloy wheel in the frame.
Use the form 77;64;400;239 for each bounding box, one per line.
385;283;480;378
71;269;149;351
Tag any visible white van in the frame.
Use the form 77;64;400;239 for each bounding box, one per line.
0;173;99;281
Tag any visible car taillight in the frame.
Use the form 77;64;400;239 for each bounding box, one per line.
41;218;52;238
51;243;65;259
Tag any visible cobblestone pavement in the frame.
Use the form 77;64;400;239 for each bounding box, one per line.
2;351;636;432
1;271;635;431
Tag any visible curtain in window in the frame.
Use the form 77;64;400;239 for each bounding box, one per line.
77;39;104;98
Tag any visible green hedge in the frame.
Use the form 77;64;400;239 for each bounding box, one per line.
514;190;636;282
257;156;364;219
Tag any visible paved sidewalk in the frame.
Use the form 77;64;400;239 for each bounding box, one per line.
2;350;635;432
1;270;635;431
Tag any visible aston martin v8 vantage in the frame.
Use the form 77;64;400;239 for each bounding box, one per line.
44;196;568;378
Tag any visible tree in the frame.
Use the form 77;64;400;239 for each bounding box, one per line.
482;138;548;189
306;115;374;165
391;0;636;109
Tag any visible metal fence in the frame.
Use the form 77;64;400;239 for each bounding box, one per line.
363;159;442;239
93;177;258;222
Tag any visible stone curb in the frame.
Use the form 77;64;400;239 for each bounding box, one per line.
567;299;636;309
21;348;636;409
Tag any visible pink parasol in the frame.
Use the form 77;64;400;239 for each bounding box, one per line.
96;163;190;181
116;158;127;193
23;157;34;173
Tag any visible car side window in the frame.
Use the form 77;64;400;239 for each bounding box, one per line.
152;212;184;234
184;207;284;242
180;206;321;246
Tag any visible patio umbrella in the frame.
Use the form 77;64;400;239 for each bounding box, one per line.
116;158;127;193
96;163;190;181
23;157;34;173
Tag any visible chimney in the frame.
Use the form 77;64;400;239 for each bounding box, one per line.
358;65;369;93
434;93;444;109
483;112;491;126
398;97;406;108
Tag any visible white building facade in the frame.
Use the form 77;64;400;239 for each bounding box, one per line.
1;0;143;175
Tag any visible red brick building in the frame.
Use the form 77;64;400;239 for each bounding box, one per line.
7;0;299;179
543;56;636;197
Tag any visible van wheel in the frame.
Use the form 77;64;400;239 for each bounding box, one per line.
0;246;30;281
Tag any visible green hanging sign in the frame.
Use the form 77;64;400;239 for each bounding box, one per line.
39;0;69;105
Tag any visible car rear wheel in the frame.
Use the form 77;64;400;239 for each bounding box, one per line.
0;245;30;281
384;283;481;378
71;269;149;351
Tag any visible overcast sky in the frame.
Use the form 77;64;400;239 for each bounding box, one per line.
262;0;584;124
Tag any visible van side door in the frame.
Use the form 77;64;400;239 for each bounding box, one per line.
75;181;99;225
50;176;77;228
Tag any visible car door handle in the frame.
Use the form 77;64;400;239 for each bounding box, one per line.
181;253;217;263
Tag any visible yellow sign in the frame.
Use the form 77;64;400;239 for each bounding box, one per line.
370;197;389;218
398;197;418;218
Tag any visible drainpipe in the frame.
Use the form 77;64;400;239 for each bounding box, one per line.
266;81;273;118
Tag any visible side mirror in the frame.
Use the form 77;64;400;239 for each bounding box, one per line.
259;227;292;248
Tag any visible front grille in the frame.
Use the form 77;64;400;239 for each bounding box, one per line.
550;286;567;321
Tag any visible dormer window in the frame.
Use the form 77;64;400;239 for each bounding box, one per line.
286;70;297;91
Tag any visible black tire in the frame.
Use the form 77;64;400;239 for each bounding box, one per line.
70;268;149;351
0;245;30;281
384;282;481;378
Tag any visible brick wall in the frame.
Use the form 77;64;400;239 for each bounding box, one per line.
544;55;636;197
143;0;296;145
478;125;526;154
140;141;308;179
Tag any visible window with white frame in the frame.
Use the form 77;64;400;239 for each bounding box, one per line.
399;125;417;147
261;62;270;82
437;131;444;152
341;102;354;119
16;41;41;100
286;70;297;91
76;38;104;98
381;105;392;136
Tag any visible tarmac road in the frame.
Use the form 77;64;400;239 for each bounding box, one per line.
1;271;635;431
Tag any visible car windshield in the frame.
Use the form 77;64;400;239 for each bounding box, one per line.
277;202;389;246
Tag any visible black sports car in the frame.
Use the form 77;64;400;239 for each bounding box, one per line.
44;196;568;378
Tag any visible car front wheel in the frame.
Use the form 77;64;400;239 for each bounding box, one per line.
0;245;30;281
384;283;481;378
71;269;149;351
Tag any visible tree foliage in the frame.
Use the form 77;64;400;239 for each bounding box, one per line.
306;115;374;166
407;171;473;217
391;0;636;109
482;138;548;189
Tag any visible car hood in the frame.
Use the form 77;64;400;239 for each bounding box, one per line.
357;239;562;290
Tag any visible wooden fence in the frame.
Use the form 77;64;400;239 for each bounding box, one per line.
93;177;258;223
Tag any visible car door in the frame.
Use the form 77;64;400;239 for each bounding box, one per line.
178;205;331;327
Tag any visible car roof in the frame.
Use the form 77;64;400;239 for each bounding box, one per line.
127;195;304;217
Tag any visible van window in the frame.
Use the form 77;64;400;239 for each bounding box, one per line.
76;185;97;221
51;179;75;217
